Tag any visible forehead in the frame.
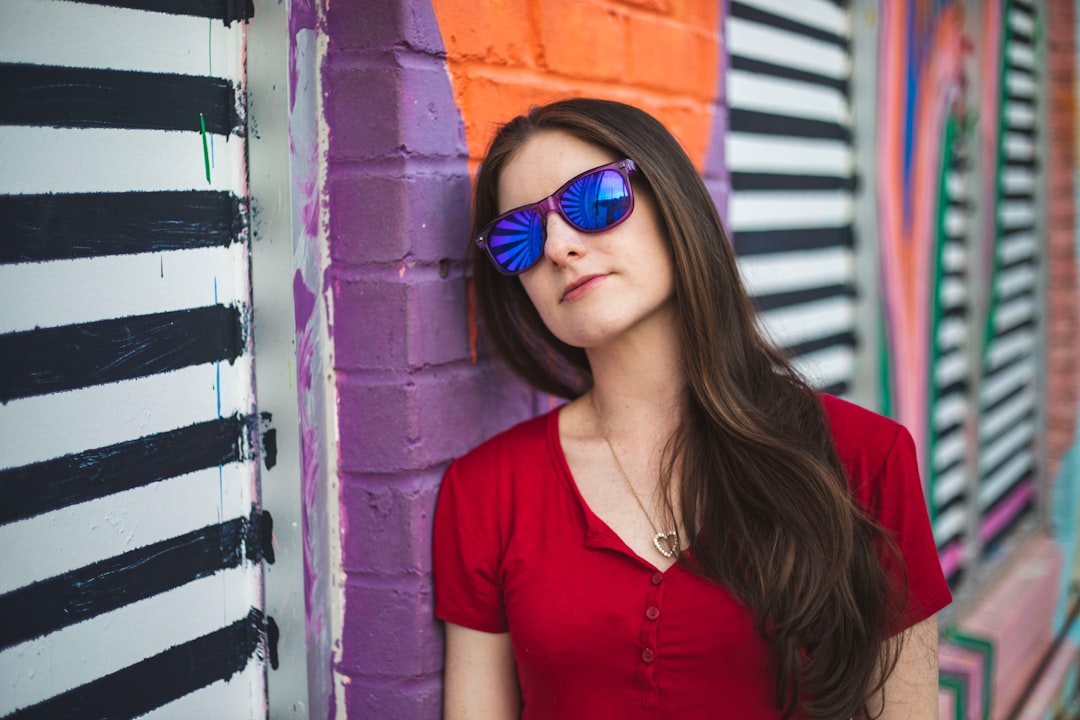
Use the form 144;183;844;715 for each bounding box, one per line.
496;130;619;213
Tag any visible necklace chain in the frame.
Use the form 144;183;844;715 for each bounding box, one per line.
592;396;680;559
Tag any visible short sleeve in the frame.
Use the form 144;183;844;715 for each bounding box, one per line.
867;426;953;631
433;459;509;633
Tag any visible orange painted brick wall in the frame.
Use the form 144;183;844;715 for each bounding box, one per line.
430;0;722;172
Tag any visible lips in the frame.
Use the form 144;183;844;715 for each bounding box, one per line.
561;274;607;302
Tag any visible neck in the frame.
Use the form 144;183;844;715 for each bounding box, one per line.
585;308;685;440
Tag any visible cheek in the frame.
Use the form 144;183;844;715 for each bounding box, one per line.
518;273;550;319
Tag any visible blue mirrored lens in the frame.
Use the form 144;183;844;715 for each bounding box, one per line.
488;209;544;273
560;169;631;231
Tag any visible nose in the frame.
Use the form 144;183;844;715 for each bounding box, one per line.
542;212;587;266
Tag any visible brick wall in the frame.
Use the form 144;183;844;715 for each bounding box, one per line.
316;1;726;716
1046;0;1079;483
319;1;535;717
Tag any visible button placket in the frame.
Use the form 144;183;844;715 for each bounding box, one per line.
637;569;665;708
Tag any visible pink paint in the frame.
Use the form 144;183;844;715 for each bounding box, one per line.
939;642;986;719
979;479;1034;544
937;690;955;720
962;537;1062;716
1015;639;1079;718
876;3;966;475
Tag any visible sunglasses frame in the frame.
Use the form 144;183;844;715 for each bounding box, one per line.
476;158;639;276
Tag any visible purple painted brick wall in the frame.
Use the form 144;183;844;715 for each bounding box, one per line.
320;0;536;716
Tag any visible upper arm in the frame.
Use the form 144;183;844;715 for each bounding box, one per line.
444;622;520;720
869;614;940;720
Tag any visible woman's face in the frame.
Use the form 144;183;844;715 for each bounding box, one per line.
497;130;676;350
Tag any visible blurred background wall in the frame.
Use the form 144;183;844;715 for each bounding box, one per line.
1;0;1077;718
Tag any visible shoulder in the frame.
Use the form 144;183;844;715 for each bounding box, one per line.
446;408;556;488
818;394;912;490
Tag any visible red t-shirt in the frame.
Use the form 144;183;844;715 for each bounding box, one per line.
434;394;952;719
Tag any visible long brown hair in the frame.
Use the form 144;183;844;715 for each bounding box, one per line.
470;98;905;719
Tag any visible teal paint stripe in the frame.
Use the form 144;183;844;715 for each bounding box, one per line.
939;671;968;720
946;628;995;720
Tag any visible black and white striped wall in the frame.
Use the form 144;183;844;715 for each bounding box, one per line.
0;1;273;718
725;0;857;397
977;0;1042;555
929;113;975;585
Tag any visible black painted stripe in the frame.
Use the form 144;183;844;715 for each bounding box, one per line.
0;64;240;134
980;440;1035;488
819;380;849;397
1001;223;1036;239
730;1;849;49
733;226;853;256
981;377;1035;422
729;108;851;142
1006;157;1039;170
0;415;250;525
992;316;1037;344
935;452;964;479
999;256;1036;275
935;429;964;459
935;494;966;518
0;509;268;651
730;55;849;94
936;380;968;400
1002;190;1034;202
1006;125;1037;139
731;171;855;192
1007;63;1035;80
59;0;253;25
0;304;244;402
981;473;1035;518
998;285;1036;308
752;283;855;312
785;331;855;359
9;608;265;720
1;191;245;264
1010;26;1034;45
988;321;1036;353
1006;92;1035;108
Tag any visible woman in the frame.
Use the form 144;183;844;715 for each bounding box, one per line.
434;98;951;719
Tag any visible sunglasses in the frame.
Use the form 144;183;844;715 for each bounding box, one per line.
476;158;639;276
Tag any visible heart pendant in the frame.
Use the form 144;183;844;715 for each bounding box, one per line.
653;531;679;558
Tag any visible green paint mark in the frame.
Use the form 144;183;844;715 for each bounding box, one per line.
200;112;211;185
945;628;995;720
938;672;967;720
878;302;893;419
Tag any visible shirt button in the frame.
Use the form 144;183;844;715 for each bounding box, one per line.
651;572;663;585
645;606;660;620
641;648;655;664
